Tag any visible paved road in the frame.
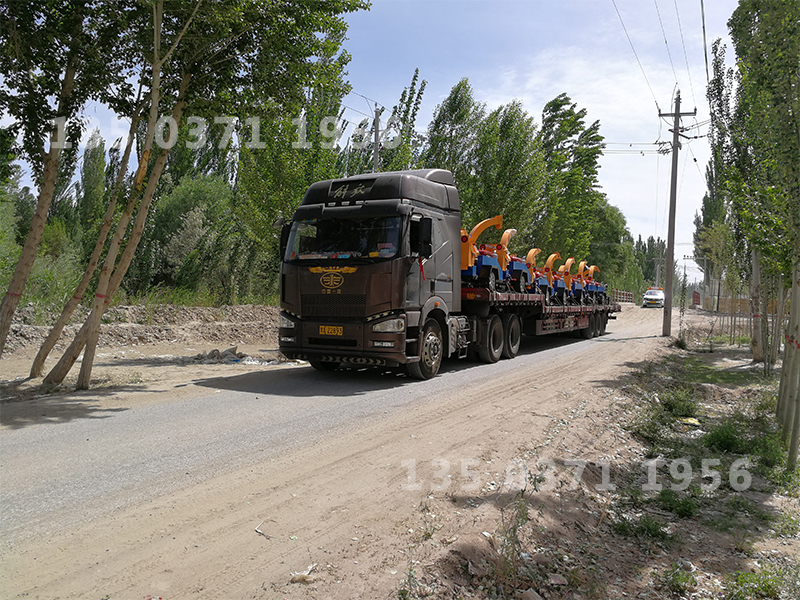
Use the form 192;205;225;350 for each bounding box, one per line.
0;314;654;548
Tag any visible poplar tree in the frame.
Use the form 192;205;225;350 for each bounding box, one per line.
40;0;368;387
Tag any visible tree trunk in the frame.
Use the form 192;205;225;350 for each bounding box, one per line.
785;261;800;471
43;127;150;386
43;4;171;387
30;114;139;378
76;71;189;389
771;283;787;366
42;190;138;386
0;63;77;357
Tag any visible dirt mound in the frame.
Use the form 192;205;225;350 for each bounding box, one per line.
5;304;280;356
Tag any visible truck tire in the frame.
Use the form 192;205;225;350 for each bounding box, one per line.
580;314;593;339
500;313;521;358
310;360;340;371
407;318;443;380
599;312;607;335
478;314;504;363
591;313;601;337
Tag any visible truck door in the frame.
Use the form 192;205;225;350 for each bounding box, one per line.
430;216;455;306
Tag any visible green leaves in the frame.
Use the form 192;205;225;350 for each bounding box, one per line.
535;93;605;260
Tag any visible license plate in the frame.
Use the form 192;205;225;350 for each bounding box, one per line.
319;325;343;336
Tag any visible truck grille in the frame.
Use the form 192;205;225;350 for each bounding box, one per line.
301;294;367;318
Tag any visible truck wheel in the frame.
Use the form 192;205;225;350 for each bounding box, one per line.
478;314;504;363
591;313;600;338
599;312;608;335
407;319;443;380
310;360;340;371
580;314;593;339
500;313;521;358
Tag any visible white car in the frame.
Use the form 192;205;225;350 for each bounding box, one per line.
642;287;665;308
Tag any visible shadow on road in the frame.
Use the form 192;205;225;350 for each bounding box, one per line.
0;383;132;429
192;332;601;397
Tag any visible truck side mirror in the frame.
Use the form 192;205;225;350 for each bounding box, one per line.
411;216;433;258
419;217;433;258
279;223;291;259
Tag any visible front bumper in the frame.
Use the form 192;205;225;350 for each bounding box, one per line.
279;314;410;366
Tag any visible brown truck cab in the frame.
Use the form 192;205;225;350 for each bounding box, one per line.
278;169;465;377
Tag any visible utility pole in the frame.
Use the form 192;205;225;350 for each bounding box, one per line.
659;90;696;337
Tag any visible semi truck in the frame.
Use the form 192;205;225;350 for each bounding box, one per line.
277;169;620;379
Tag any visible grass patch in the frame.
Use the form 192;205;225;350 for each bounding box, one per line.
772;509;800;538
705;422;749;454
612;514;674;543
656;488;698;518
660;388;697;418
654;562;697;595
663;354;770;387
723;564;795;600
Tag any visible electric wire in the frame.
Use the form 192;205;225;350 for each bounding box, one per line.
611;0;661;113
654;0;679;85
687;138;705;178
673;0;697;108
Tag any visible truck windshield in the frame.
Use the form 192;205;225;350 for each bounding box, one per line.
285;216;402;262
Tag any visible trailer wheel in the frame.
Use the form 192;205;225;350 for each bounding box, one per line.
310;360;340;371
407;318;443;380
599;312;608;335
592;313;601;338
478;314;504;363
580;314;594;339
500;313;521;358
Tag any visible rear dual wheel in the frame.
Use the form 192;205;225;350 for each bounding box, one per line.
501;313;521;359
580;312;602;339
478;314;504;363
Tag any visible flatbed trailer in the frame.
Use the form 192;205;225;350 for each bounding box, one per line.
456;286;620;362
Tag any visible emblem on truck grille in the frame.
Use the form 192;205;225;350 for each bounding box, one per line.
308;266;356;290
320;272;344;289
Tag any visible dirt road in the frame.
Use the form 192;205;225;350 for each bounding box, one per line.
1;304;674;599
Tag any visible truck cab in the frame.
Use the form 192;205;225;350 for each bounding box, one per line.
278;169;465;378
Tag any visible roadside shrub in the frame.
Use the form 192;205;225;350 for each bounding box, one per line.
755;434;784;469
660;388;697;418
704;422;747;454
724;565;784;600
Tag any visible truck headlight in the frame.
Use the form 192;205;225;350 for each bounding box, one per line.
280;314;295;329
372;317;405;333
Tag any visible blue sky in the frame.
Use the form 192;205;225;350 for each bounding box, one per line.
338;0;741;281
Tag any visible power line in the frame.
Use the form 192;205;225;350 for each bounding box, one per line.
611;0;661;113
653;0;679;84
673;0;697;107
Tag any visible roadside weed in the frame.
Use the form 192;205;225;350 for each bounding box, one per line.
653;562;697;595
